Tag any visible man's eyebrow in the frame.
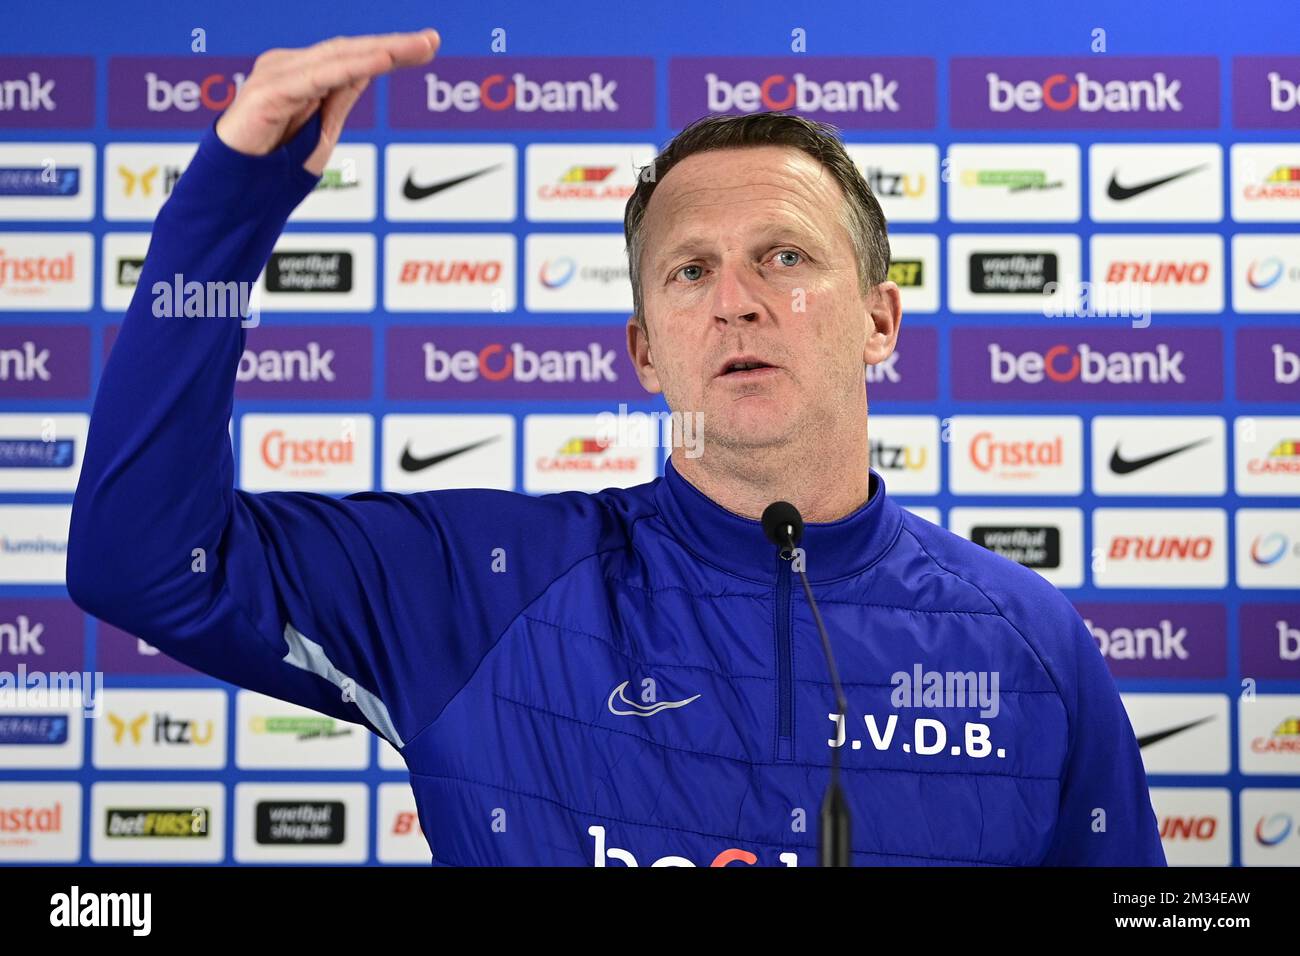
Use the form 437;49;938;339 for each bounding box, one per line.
653;224;823;270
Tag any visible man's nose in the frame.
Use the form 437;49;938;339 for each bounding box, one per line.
711;259;763;326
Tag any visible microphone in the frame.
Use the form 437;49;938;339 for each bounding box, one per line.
761;501;851;868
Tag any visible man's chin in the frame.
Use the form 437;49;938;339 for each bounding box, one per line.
703;409;796;453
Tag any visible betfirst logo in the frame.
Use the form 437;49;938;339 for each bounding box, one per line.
588;825;799;867
422;340;617;384
985;70;1183;114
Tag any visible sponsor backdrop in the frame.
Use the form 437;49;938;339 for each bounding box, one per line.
0;0;1297;866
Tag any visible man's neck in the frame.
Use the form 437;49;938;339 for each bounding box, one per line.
669;423;871;523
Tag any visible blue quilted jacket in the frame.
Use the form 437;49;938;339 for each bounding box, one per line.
66;113;1166;867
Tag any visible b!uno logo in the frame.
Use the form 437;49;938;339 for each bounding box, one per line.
398;259;504;286
951;57;1218;128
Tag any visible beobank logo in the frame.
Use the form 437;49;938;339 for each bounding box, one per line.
109;57;375;129
386;325;640;401
1234;57;1300;128
670;57;936;129
951;57;1219;129
390;57;654;129
952;328;1222;402
588;825;799;867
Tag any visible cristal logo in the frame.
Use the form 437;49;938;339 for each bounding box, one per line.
422;340;617;384
988;343;1185;385
587;825;798;867
423;72;618;113
969;433;1063;472
260;431;355;470
986;71;1182;113
705;72;899;113
145;71;246;113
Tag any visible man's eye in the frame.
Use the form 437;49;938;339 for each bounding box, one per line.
774;250;802;267
676;264;704;282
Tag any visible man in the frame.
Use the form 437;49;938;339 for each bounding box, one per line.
67;29;1166;866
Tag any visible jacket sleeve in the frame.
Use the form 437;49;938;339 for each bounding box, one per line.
1039;614;1168;866
65;111;605;750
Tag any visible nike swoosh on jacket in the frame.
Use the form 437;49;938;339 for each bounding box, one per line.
66;112;1166;868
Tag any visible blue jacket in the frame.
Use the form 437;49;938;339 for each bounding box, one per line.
67;113;1166;867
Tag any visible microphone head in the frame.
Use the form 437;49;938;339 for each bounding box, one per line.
761;501;804;552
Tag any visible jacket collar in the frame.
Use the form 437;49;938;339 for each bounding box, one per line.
653;455;904;585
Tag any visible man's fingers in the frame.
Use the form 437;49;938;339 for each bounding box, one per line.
259;48;397;112
263;29;439;85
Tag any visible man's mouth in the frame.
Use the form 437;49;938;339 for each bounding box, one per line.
716;356;779;379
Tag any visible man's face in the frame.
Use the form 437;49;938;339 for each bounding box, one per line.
627;145;900;454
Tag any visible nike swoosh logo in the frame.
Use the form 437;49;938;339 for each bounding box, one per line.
1106;164;1207;201
400;435;500;473
1109;437;1210;475
607;681;701;717
402;164;502;201
1137;715;1215;749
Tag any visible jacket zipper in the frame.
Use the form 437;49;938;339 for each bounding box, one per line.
775;555;794;761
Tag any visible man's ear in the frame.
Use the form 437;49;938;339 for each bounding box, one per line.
863;280;903;368
626;314;663;394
